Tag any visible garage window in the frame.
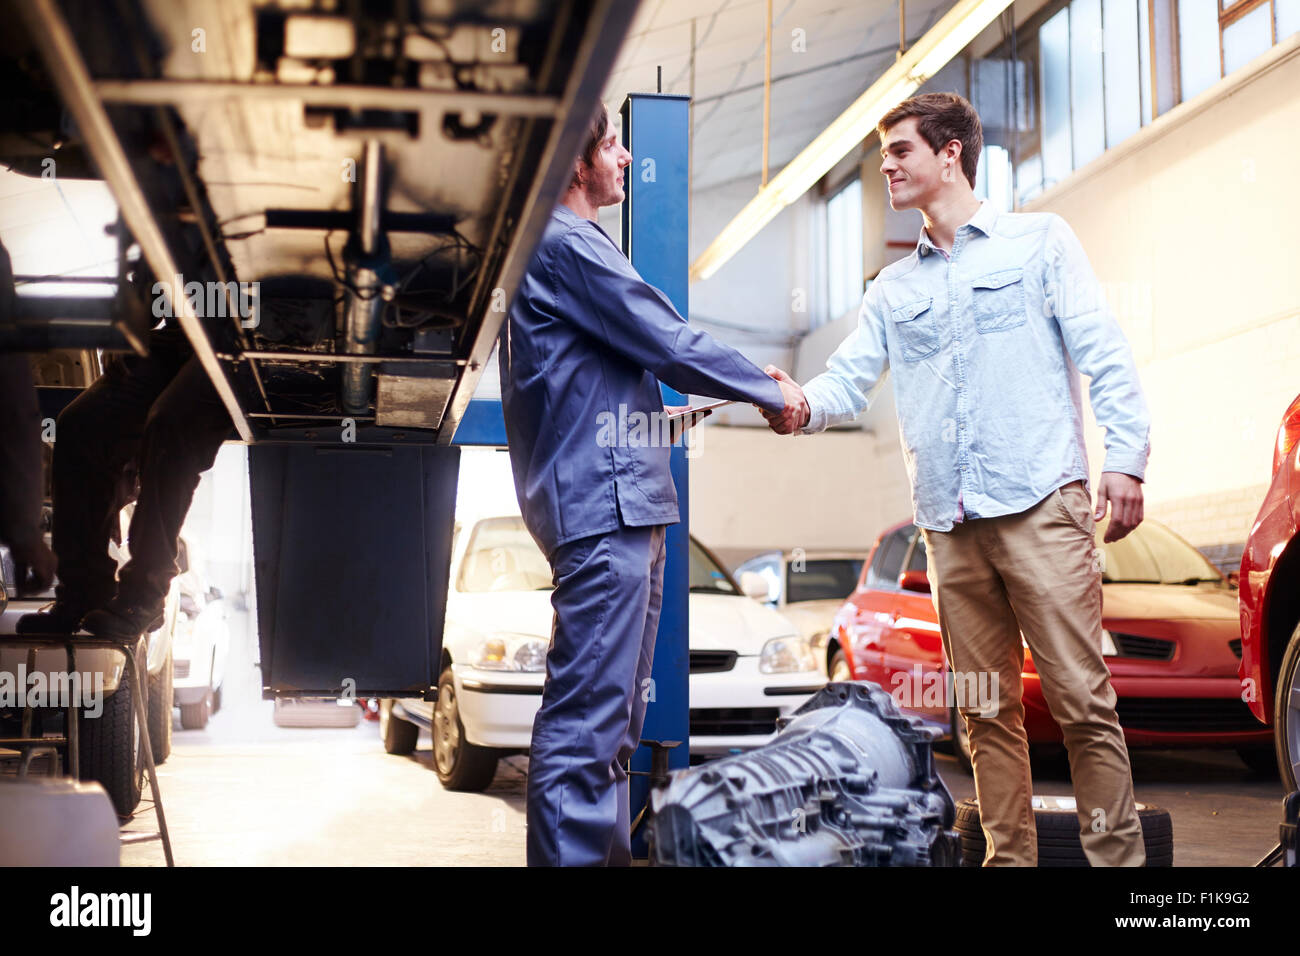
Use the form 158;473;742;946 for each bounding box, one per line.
825;177;863;324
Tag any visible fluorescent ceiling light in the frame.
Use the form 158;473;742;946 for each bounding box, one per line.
690;0;1014;282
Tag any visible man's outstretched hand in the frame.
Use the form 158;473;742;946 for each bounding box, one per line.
1095;472;1144;542
761;366;810;434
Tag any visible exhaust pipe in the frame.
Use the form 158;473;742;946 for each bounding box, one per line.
340;139;388;415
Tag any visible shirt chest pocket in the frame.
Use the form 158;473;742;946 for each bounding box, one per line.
970;268;1027;333
890;296;939;361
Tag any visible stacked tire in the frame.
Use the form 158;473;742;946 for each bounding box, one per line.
955;798;1173;866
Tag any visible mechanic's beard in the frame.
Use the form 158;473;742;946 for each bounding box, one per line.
593;178;622;209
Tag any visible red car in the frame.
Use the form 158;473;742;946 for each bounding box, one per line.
833;515;1273;774
1238;392;1300;791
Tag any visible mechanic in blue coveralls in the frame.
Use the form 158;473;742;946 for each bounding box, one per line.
499;105;803;866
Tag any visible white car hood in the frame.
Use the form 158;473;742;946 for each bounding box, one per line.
689;593;797;654
447;590;555;644
779;600;845;642
444;589;798;656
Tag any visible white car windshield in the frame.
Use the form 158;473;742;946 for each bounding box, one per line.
458;517;554;592
456;518;740;596
689;539;737;596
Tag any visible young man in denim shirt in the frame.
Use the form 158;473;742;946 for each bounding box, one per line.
765;92;1150;866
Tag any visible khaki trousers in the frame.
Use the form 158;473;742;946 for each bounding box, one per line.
921;480;1145;866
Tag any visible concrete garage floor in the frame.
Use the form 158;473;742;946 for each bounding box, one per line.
118;609;1287;867
120;608;529;866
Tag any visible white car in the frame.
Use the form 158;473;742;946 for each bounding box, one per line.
381;511;824;791
170;538;231;731
733;549;867;680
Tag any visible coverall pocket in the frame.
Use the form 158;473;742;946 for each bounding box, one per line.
971;268;1027;333
890;297;938;361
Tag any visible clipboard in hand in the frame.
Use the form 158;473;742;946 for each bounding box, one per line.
666;400;733;444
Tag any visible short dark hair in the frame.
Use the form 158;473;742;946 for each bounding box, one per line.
878;92;982;189
572;105;610;189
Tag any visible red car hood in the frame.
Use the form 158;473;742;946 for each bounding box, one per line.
1102;582;1237;623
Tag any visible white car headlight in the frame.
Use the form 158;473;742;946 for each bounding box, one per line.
1100;629;1118;657
472;634;549;673
171;616;196;652
759;636;818;674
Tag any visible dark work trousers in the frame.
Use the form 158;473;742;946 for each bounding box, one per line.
0;354;44;553
526;522;667;866
52;335;231;611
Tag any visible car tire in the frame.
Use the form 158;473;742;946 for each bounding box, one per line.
146;647;173;765
180;691;212;730
433;667;497;792
380;700;419;755
948;705;973;774
1274;623;1300;792
828;650;852;683
954;797;1173;866
79;649;145;817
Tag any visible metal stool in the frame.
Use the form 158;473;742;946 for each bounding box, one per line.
0;633;174;866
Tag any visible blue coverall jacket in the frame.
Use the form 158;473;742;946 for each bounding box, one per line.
499;202;786;558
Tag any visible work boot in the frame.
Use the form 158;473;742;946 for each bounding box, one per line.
15;600;89;635
81;597;165;641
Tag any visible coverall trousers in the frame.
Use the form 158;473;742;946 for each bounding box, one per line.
921;481;1146;866
52;332;232;611
526;522;667;866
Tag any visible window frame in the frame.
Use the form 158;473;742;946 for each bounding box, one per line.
1217;0;1277;78
822;173;864;327
983;0;1289;206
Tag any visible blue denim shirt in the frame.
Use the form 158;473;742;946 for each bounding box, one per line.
801;200;1150;532
500;204;785;559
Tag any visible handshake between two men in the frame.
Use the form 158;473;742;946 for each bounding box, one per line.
758;365;810;435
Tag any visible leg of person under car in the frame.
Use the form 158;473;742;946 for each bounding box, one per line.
16;338;187;634
526;523;667;866
83;354;232;639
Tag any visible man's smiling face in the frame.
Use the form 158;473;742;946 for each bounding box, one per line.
879;116;949;211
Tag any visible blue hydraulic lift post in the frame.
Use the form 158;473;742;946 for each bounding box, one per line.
620;92;692;858
450;397;509;447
